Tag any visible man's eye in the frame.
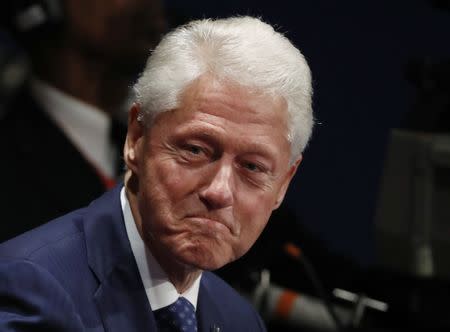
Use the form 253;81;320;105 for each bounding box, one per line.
182;144;210;158
243;162;262;172
186;145;203;155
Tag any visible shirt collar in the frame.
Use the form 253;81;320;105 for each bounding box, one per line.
30;78;116;178
120;187;202;311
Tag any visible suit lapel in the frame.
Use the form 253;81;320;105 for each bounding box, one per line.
94;259;157;332
0;91;106;241
197;274;227;332
18;91;105;211
83;186;157;332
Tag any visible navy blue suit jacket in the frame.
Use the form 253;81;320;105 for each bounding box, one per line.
0;88;107;242
0;186;266;331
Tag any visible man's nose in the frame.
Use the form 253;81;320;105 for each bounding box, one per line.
199;162;234;210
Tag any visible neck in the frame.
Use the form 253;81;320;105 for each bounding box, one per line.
161;262;202;294
33;44;134;116
124;172;202;293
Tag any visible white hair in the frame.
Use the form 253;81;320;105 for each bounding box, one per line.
134;16;313;162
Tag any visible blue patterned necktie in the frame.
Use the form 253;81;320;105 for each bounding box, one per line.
153;297;198;332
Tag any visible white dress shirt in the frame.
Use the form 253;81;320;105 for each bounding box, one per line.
120;187;202;310
30;79;117;179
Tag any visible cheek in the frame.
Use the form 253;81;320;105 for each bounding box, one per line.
145;159;193;195
234;192;275;253
140;159;201;220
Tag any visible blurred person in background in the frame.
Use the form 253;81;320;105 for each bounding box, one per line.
0;0;166;242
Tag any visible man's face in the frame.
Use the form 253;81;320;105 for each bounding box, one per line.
126;76;300;271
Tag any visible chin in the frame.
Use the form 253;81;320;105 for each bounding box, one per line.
176;243;236;271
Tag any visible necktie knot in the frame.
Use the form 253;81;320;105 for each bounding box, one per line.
154;297;198;332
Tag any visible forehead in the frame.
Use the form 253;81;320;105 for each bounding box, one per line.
178;76;288;129
149;76;291;159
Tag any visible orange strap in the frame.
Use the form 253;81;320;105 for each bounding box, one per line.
92;166;117;190
275;289;299;319
284;242;302;260
75;147;117;190
96;170;117;190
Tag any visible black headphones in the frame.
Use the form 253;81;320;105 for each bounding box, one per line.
1;0;63;35
0;1;63;118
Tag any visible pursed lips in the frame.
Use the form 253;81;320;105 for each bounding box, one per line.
184;213;238;236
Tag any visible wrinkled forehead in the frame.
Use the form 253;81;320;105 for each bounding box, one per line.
142;73;292;161
146;75;292;166
179;74;289;126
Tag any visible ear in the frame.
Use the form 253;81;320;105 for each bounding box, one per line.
273;155;302;210
124;103;144;175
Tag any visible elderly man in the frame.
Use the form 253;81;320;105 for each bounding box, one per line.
0;16;312;331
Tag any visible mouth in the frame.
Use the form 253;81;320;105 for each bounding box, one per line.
185;214;237;236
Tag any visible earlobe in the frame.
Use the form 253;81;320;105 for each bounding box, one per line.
273;155;302;210
124;103;144;174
